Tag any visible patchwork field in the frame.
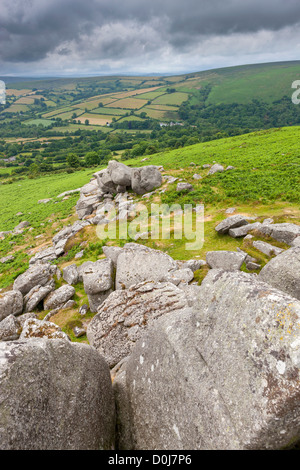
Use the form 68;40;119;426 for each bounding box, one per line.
108;97;148;110
76;113;113;125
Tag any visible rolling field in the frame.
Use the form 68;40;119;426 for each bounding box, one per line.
108;97;148;110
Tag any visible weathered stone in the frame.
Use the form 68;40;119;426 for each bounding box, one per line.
131;166;162;195
206;250;246;270
259;247;300;300
63;264;79;285
181;259;206;272
292;237;300;247
164;268;194;286
76;194;100;219
208;163;224;175
19;318;69;340
215;214;249;235
229;222;262;238
73;326;86;338
252;240;284;257
115;270;300;450
23;284;54;313
176;182;194;192
0;315;21;341
107;160;132;187
0;255;14;264
103;246;123;266
82;259;114;312
13;263;53;296
0;339;115;449
115;243;177;290
0;290;23;321
87;281;188;368
29;247;57;265
43;285;75;311
17;312;38;328
258;223;300;246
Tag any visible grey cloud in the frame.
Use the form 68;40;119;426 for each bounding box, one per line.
0;0;300;74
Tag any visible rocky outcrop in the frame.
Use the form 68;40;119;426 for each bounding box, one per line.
43;285;75;311
29;247;57;265
0;290;23;321
87;280;189;368
206;250;246;270
24;283;54;313
258;223;300;246
62;264;79;285
115;243;178;290
0;315;22;341
81;259;114;312
215;214;249;235
259;247;300;300
114;270;300;450
52;220;90;255
96;161;162;196
0;339;115;449
13;263;54;296
228;222;261;238
19;318;70;340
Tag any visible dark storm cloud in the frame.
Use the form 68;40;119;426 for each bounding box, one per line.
1;0;300;75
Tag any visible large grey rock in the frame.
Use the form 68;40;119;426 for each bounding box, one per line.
63;264;79;285
252;240;284;257
13;263;53;296
115;243;177;289
131;166;162;195
82;259;114;312
29;247;57;265
259;247;300;300
206;250;246;270
0;339;115;449
87;281;188;368
24;283;54;313
229;222;262;238
215;214;249;235
115;270;300;450
107;160;132;187
0;290;23;321
103;245;123;266
96;169;116;194
76;194;100;219
52;221;90;255
258;223;300;246
20;318;70;341
43;285;75;311
0;315;21;341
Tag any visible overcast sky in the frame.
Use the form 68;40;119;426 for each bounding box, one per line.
1;0;300;77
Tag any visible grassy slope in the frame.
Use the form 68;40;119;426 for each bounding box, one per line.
0;126;299;340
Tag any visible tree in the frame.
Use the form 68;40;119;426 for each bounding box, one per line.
85;151;100;166
66;153;80;168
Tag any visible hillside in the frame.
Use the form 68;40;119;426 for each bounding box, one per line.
0;124;300;449
0;125;299;288
1;61;300;134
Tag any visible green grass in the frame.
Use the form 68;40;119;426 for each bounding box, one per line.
152;92;189;106
23;118;56;127
0;168;99;232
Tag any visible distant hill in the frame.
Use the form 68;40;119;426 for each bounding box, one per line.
1;61;300;136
